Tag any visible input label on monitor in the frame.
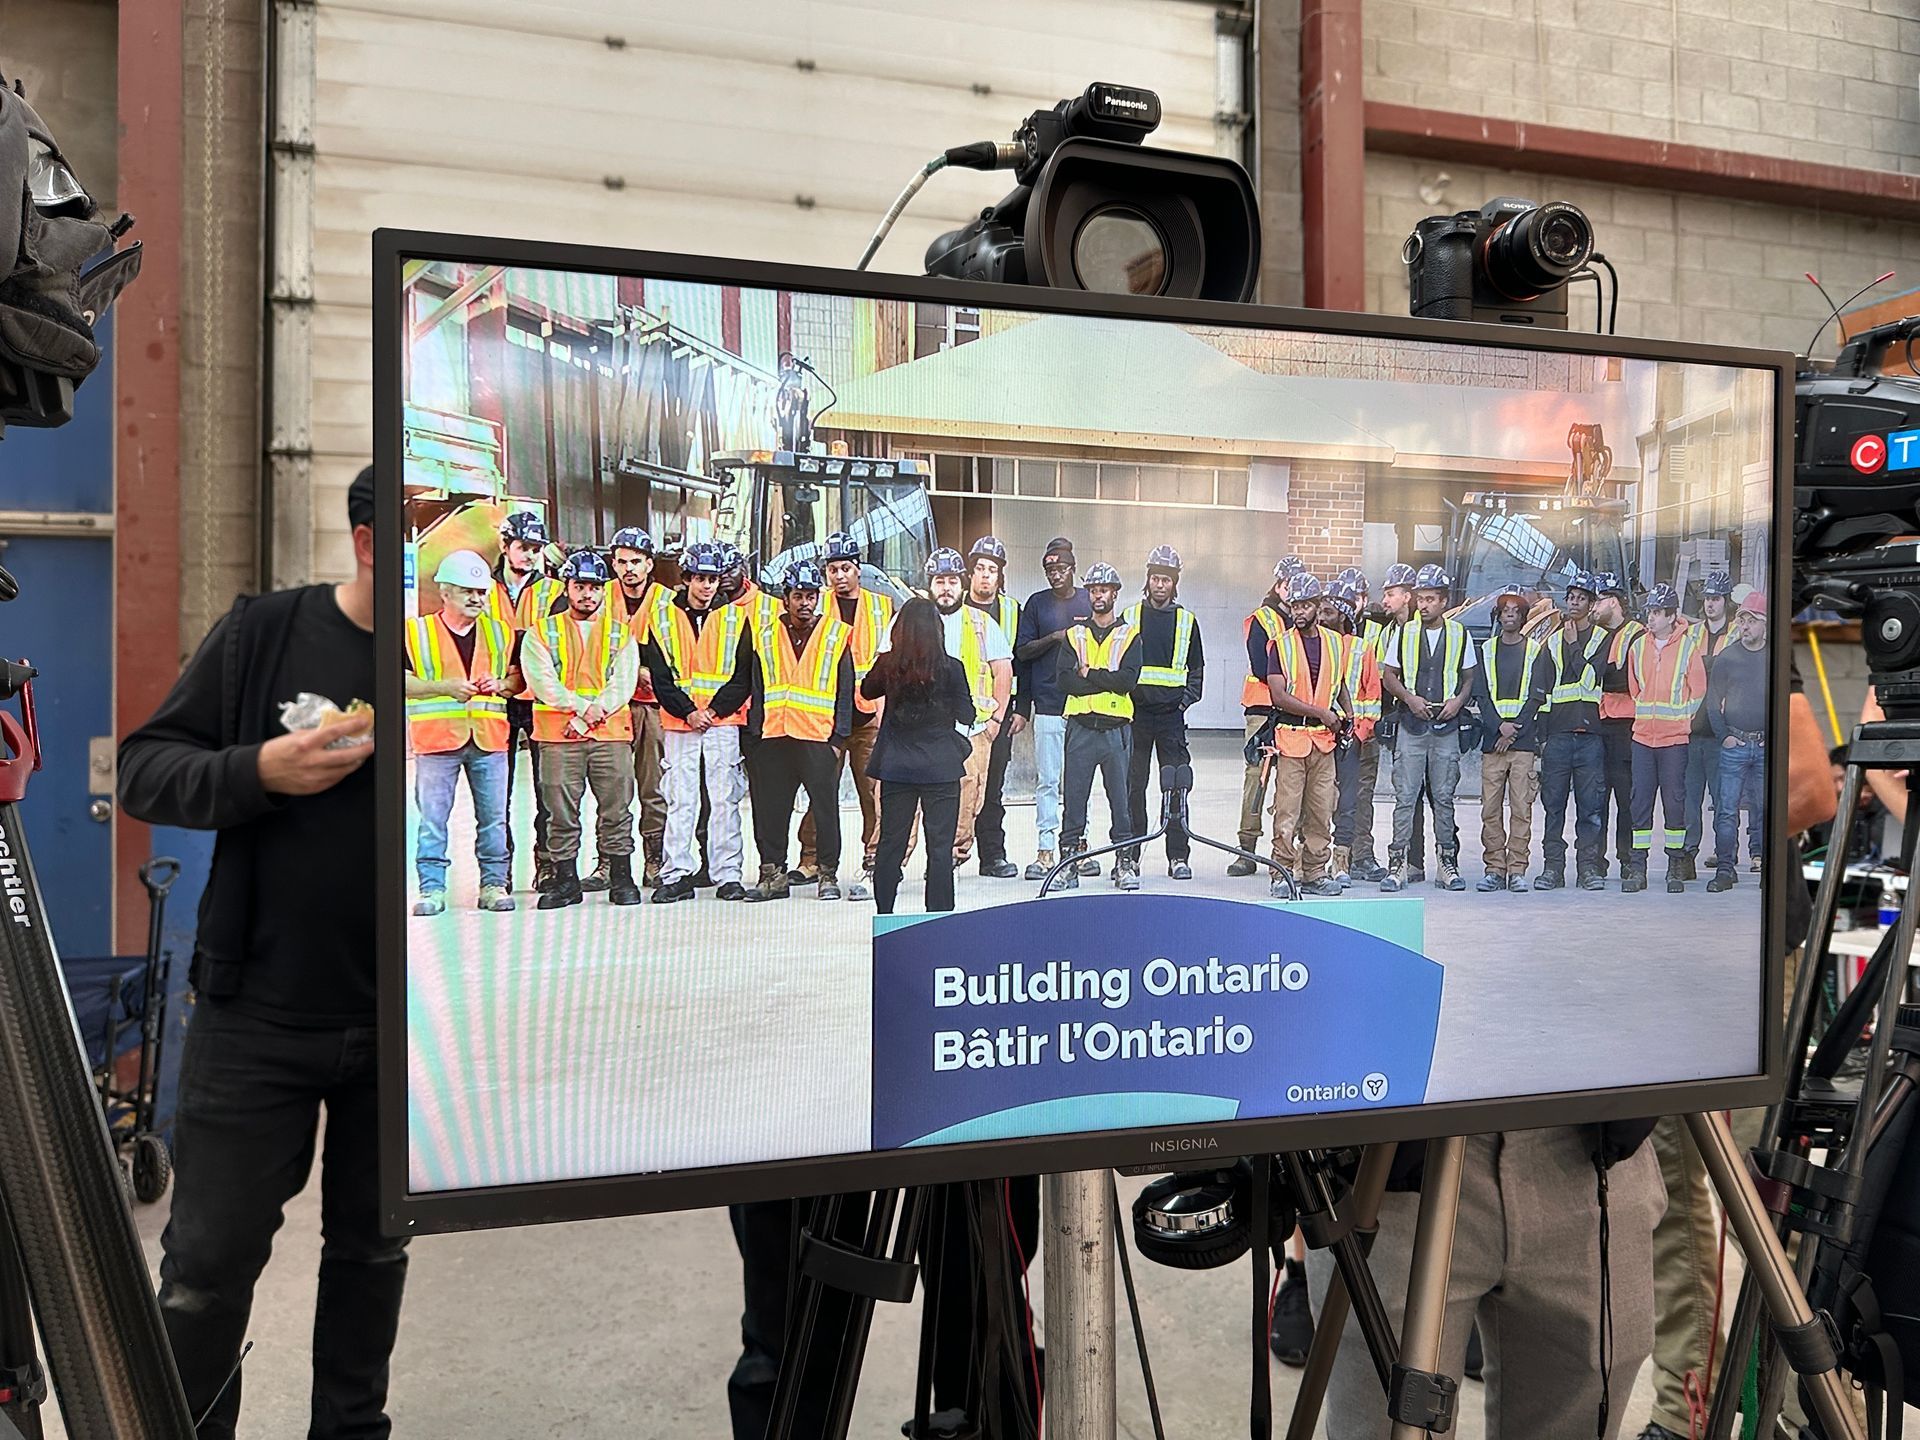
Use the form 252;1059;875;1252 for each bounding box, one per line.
871;895;1443;1149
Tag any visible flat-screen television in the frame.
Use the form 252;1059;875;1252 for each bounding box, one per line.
374;231;1791;1234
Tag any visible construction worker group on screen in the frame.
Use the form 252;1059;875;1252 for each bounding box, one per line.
403;511;1772;913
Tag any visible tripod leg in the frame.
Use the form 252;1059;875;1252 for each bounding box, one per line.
1042;1170;1116;1440
1389;1135;1465;1440
1284;1144;1396;1440
1684;1112;1863;1440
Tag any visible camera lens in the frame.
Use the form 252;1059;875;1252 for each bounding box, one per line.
1479;200;1593;299
1072;207;1169;296
1537;210;1587;267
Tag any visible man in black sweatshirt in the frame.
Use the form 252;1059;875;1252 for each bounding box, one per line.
1055;562;1145;889
117;468;404;1440
1123;545;1205;879
1704;591;1770;892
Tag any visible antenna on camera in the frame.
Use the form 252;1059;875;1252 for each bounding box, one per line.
1802;269;1895;363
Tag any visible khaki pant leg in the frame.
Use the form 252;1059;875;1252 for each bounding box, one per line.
1480;748;1512;874
953;729;991;859
1268;753;1307;872
848;722;881;864
1507;750;1537;876
1646;1114;1722;1436
1299;746;1336;880
589;740;637;858
631;702;666;836
540;742;588;864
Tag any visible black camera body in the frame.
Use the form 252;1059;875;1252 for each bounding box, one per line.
1404;196;1594;329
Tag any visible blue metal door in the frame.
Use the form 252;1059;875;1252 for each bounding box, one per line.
0;316;115;958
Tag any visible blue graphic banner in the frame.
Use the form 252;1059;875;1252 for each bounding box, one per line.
871;895;1443;1149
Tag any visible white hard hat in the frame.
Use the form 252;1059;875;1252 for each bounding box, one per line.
1729;582;1755;607
434;549;491;589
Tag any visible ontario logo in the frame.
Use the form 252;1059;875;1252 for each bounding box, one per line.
1148;1136;1221;1154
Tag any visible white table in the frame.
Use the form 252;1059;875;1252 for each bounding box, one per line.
1825;926;1920;1001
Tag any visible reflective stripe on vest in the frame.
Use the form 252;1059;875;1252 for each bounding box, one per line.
1395;620;1467;699
1124;602;1195;689
488;573;563;700
992;594;1019;646
1628;625;1705;721
1342;632;1381;720
1480;635;1542;719
532;611;633;742
1545;627;1604;709
954;605;997;723
1241;607;1286;708
1274;625;1337;724
1065;622;1136;720
756;612;852;741
655;593;747;715
850;588;896;715
405;614;511;753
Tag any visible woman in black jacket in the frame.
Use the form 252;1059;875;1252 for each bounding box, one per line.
863;597;976;914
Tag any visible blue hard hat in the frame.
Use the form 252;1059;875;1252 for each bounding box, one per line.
1701;571;1734;598
925;547;968;578
1413;564;1451;591
1286;571;1324;602
500;509;549;545
1146;544;1182;574
1383;562;1418;589
1334;565;1367;591
1329;579;1362;606
783;560;826;593
968;536;1008;567
1644;581;1680;612
1565;570;1598;596
682;541;729;577
1083;562;1122;588
1592;570;1626;597
717;542;746;574
609;526;654;556
1324;594;1356;622
557;548;610;584
823;531;862;563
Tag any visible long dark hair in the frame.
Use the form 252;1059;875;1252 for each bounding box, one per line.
884;596;946;698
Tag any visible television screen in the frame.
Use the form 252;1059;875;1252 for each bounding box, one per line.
375;234;1789;1232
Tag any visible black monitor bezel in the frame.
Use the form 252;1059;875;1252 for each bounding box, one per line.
373;227;1794;1237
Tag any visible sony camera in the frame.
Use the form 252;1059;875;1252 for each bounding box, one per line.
1403;196;1594;329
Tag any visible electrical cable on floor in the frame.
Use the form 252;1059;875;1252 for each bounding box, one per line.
1109;1173;1168;1440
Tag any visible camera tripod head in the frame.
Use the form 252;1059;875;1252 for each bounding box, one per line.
0;659;32;701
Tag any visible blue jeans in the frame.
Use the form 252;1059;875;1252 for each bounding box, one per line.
414;742;509;893
1033;712;1068;851
1538;729;1607;873
1713;740;1765;874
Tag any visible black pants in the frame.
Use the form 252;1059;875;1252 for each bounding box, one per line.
876;779;961;914
157;1004;407;1440
748;737;841;874
1125;707;1191;863
1601;718;1635;867
1537;729;1607;873
1630;740;1689;865
504;698;549;879
1063;721;1134;852
727;1195;873;1440
974;722;1016;866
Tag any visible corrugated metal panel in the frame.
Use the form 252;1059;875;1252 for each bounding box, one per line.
307;0;1227;575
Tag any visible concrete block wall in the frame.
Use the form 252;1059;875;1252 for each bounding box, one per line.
1363;0;1920;176
1258;0;1305;306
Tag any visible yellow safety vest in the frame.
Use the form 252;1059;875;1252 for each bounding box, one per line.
654;591;747;729
1123;601;1195;690
1242;607;1286;709
953;605;998;724
1480;635;1543;719
1393;620;1468;700
847;587;896;715
1342;631;1381;722
756;611;853;741
404;614;512;754
1543;626;1605;711
1064;621;1137;721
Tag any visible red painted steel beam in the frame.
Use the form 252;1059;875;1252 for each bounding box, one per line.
114;0;184;952
1366;102;1920;223
1299;0;1367;311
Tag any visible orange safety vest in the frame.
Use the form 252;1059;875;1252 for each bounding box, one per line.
1626;622;1708;748
844;587;896;715
529;611;635;743
755;611;853;742
1241;606;1287;710
1268;625;1341;756
610;580;670;705
1336;630;1381;742
486;571;564;701
404;614;512;754
655;593;749;731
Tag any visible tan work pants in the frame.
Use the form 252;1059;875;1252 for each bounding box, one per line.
1478;747;1538;877
1269;746;1336;881
629;701;665;838
953;729;993;861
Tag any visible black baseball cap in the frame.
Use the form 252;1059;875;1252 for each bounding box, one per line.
347;465;376;530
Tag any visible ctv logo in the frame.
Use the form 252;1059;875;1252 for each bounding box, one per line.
1852;430;1920;474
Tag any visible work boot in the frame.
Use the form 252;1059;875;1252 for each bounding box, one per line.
1622;863;1647;894
413;892;447;917
1507;873;1530;893
1476;872;1508;892
848;866;873;901
537;863;582;910
606;856;643;906
1227;855;1259;877
1054;859;1080;892
1269;1257;1314;1366
1168;859;1193;880
1114;861;1141;892
691;864;714;889
1666;868;1685;894
1633;1424;1687;1440
979;855;1019;879
651;875;695;904
477;885;516;913
1331;844;1352;889
743;864;790;903
533;859;558;895
1025;851;1056;881
715;881;748;900
581;857;611;894
1706;870;1738;893
818;869;842;901
1303;875;1342;897
1350;854;1387;883
1533;867;1564;891
1269;867;1297;899
1074;846;1101;877
1380;853;1407;893
786;865;818;887
1672;852;1697;883
642;832;664;887
1578;866;1607;891
1408;865;1427;883
1435;854;1464;891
